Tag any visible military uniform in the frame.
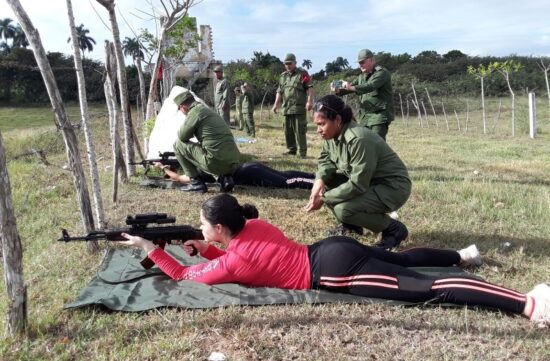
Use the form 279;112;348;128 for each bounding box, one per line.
174;104;241;179
316;122;410;232
242;88;255;137
277;65;312;157
235;89;244;130
214;77;230;125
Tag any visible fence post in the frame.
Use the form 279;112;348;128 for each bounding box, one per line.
529;92;537;139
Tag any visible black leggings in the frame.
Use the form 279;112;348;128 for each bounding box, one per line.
308;236;526;314
233;162;314;189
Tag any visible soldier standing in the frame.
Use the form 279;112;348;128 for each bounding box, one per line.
242;82;255;137
336;49;394;141
234;86;244;131
272;53;313;159
213;64;231;126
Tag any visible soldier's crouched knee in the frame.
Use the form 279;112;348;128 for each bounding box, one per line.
332;202;356;223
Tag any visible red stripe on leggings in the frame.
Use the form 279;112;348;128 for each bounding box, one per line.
320;274;398;282
431;284;527;302
320;280;399;289
433;278;525;297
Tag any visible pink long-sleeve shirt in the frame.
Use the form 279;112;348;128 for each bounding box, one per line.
148;219;311;289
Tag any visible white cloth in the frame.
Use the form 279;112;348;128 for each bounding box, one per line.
146;86;205;158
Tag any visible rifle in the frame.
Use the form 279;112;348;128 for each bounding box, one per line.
128;151;180;175
58;213;203;269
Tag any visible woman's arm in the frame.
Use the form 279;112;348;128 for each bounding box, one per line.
323;138;378;205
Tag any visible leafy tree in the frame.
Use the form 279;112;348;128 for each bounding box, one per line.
490;60;522;136
443;50;467;62
0;18;16;41
302;59;312;69
66;24;96;53
122;36;143;59
467;64;493;133
11;25;28;48
413;50;442;64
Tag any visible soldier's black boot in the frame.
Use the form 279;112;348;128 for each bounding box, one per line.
375;219;408;251
218;175;235;193
180;177;207;193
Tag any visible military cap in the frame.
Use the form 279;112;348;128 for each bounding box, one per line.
173;90;194;106
357;49;374;62
213;64;223;72
284;53;296;63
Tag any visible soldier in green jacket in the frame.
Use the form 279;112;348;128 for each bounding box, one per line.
272;53;314;158
234;86;244;131
242;82;255;137
173;91;241;193
335;49;394;141
213;64;230;126
304;95;410;250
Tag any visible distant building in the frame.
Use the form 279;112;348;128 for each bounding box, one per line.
160;17;219;105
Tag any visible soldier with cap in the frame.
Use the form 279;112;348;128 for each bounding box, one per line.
234;86;244;131
272;53;314;158
173;90;241;193
335;49;395;141
213;64;231;126
242;82;255;137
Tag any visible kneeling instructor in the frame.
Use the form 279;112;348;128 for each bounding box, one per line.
173;90;241;193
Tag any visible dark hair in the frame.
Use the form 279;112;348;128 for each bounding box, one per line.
313;94;354;123
201;194;259;236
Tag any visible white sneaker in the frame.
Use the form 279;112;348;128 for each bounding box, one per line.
527;283;550;327
388;211;399;220
458;244;482;267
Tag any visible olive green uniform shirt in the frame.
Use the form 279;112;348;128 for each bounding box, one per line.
235;94;243;115
214;78;229;110
242;90;254;114
177;104;240;168
341;66;394;126
277;68;312;115
316;122;409;209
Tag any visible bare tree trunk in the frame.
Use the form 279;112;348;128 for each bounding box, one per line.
424;88;438;127
406;98;410;123
421;100;429;128
136;57;146;122
410;82;422;126
536;59;550;116
398;93;405;125
454;110;461;131
441;102;449;131
465;99;470;133
66;0;105;229
481;76;487;134
8;0;99;252
493;99;502;133
0;131;27;336
104;41;127;202
97;0;136;175
145;34;168;121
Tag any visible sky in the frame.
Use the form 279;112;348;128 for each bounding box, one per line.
1;0;549;72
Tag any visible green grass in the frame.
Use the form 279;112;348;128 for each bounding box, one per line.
0;98;549;360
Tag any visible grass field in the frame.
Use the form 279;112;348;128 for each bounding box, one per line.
0;97;549;360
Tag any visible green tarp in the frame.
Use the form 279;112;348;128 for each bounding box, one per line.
66;246;477;312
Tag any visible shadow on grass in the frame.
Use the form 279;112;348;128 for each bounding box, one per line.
409;230;549;257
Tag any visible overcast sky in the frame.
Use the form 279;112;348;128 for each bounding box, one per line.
1;0;549;72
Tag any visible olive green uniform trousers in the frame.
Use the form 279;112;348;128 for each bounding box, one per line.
284;113;307;156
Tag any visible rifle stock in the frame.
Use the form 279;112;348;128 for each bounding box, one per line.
59;213;203;269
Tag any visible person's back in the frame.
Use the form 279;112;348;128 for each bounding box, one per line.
178;104;239;159
225;219;310;288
